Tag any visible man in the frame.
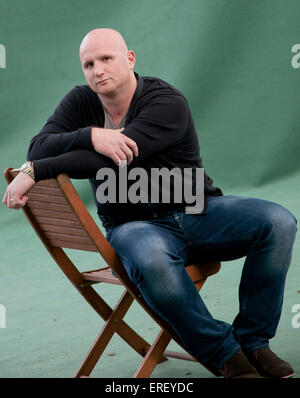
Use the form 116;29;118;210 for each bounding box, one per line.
3;28;297;378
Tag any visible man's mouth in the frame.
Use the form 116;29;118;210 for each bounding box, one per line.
97;78;109;85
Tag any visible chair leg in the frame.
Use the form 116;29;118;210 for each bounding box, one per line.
77;285;153;360
51;248;152;369
133;329;171;378
74;290;134;378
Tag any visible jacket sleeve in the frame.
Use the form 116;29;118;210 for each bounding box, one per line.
33;149;113;182
124;93;190;162
27;87;94;161
30;92;190;181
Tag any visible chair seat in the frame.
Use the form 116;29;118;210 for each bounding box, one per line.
81;267;123;286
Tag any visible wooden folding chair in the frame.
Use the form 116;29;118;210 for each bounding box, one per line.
4;168;222;378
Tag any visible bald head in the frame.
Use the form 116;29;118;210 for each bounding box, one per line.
79;28;136;99
79;28;128;57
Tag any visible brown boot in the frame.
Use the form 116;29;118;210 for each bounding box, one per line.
219;350;262;378
245;347;295;378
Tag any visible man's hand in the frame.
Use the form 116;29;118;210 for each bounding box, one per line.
91;127;138;166
2;172;35;210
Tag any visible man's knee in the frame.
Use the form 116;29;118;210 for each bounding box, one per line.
107;221;177;283
259;202;297;243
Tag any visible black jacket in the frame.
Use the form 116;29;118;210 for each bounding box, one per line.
27;74;222;227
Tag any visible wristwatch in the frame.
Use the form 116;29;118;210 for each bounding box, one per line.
13;161;35;180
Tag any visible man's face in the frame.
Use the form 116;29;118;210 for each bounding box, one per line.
80;33;135;97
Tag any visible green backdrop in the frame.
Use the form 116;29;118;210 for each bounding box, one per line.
2;0;300;195
0;0;300;378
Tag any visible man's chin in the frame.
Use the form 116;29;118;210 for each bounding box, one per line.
96;84;116;96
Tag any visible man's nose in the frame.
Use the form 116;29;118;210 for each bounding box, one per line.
94;61;104;77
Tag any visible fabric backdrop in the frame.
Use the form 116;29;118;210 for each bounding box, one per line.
1;0;300;203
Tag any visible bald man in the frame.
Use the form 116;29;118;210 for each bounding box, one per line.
3;29;297;379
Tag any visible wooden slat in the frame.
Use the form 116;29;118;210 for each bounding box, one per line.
81;268;123;285
29;207;79;221
47;238;98;252
28;192;69;205
30;185;65;196
36;179;59;188
35;216;82;229
27;200;74;213
39;223;89;238
44;231;93;244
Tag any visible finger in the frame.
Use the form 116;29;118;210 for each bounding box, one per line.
120;143;134;164
10;198;26;210
20;196;28;207
7;197;14;208
118;156;128;167
111;153;123;167
15;196;28;207
8;195;24;209
124;136;139;157
2;191;8;205
118;147;134;164
118;129;138;154
11;199;19;208
111;150;126;167
15;203;25;209
119;159;127;168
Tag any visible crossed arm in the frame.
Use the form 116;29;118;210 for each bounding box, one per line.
2;127;138;209
2;89;189;209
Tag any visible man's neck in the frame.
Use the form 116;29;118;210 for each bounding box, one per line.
99;73;137;124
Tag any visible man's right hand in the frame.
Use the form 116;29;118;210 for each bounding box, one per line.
91;127;138;166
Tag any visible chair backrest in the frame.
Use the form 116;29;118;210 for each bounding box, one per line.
20;177;100;252
4;169;131;278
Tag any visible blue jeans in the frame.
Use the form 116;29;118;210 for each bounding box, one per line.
105;195;297;370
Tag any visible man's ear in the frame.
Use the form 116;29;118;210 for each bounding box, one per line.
127;50;136;70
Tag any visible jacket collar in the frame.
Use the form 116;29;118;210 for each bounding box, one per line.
130;72;143;107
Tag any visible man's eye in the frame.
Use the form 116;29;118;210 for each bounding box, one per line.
104;57;111;61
